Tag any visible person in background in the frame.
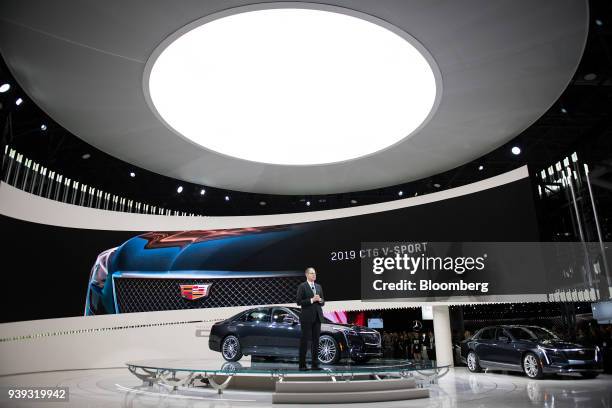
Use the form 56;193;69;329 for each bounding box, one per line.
464;330;472;341
412;331;422;361
427;330;436;361
383;332;394;358
421;332;429;361
405;333;413;360
393;332;401;358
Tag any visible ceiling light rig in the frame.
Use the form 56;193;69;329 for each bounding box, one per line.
146;7;438;166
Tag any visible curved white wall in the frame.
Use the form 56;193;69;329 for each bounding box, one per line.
0;166;545;375
0;166;528;230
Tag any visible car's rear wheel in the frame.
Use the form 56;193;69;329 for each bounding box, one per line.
221;335;243;362
466;351;482;373
318;335;340;364
580;372;599;379
523;352;543;379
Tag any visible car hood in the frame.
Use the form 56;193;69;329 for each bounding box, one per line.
538;339;585;349
321;322;377;333
108;226;308;273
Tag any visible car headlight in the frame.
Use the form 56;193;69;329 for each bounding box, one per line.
537;345;559;364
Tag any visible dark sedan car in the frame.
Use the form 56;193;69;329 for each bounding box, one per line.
460;325;603;379
209;306;382;364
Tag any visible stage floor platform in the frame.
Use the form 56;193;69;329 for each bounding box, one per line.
125;358;443;403
1;365;611;407
126;357;443;378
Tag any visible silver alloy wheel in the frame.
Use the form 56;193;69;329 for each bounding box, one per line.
523;354;539;378
318;336;337;364
222;336;239;360
467;352;477;371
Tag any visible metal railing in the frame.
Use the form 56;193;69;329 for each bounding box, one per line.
1;145;201;216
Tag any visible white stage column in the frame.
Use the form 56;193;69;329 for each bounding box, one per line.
432;305;453;367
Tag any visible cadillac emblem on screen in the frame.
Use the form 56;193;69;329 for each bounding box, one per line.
180;284;212;300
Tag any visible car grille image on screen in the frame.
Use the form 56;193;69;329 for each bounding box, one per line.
113;275;304;313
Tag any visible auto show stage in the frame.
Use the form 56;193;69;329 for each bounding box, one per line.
126;358;445;403
2;365;610;407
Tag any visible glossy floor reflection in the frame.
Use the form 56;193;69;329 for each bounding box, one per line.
0;366;610;407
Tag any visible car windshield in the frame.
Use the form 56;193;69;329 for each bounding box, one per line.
508;327;559;341
287;307;333;324
527;327;559;341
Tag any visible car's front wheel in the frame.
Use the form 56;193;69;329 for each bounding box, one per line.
580;372;599;379
318;335;340;364
221;335;243;362
523;352;543;379
466;351;482;373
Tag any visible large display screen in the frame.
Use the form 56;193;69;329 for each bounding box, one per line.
0;174;541;322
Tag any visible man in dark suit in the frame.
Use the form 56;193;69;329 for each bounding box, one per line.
296;267;325;370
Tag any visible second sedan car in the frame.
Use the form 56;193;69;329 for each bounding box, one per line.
460;325;603;379
209;306;382;364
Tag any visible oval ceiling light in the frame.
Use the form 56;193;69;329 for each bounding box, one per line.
146;7;439;166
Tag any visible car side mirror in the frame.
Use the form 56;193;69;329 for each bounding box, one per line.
498;336;510;342
283;315;297;325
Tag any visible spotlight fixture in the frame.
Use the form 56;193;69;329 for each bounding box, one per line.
40;124;47;131
130;172;136;178
478;165;484;171
0;83;10;93
81;153;91;160
350;199;357;204
15;97;23;106
224;195;230;201
306;201;311;206
200;189;206;195
560;107;567;113
398;190;404;197
511;146;521;155
433;183;441;188
177;186;183;193
595;19;603;26
259;201;267;206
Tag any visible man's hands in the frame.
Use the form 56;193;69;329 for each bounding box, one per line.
311;294;322;303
